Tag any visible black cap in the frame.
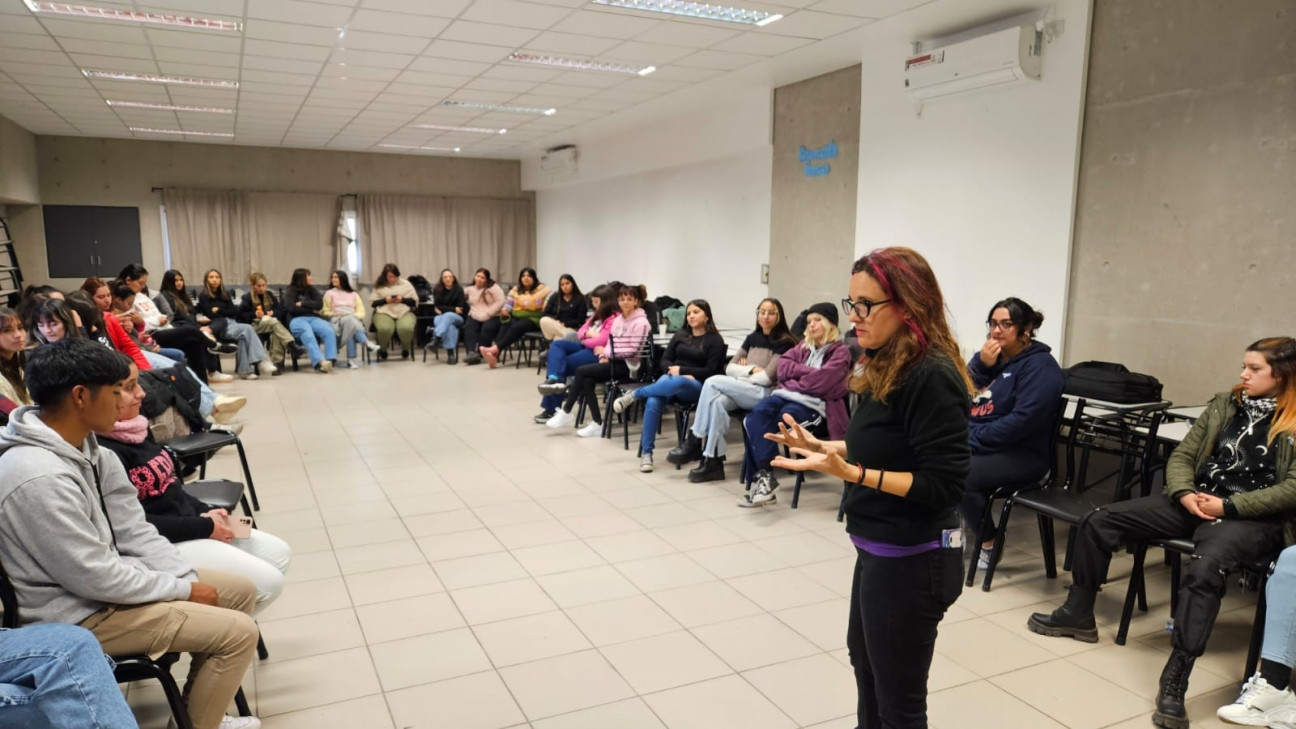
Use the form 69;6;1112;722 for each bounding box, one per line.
806;301;838;327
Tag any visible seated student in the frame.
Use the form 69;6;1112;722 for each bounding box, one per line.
546;284;652;438
0;307;31;420
462;268;505;365
122;264;232;382
0;623;139;728
155;268;221;344
68;287;150;370
371;263;419;360
0;338;263;729
238;272;295;374
198;269;276;380
14;285;63;335
960;297;1064;568
535;285;614;423
740;302;851;507
324;270;380;370
478;267;551;369
1217;547;1296;726
429;268;468;364
283;268;336;373
539;274;586;341
101;278;195;376
611;299;726;473
1029;337;1296;729
96;362;291;615
672;298;798;483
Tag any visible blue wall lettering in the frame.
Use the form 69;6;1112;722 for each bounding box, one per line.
799;141;838;177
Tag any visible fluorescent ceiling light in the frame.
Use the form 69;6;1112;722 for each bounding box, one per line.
413;123;507;134
23;0;241;31
440;100;555;116
592;0;782;26
83;69;239;88
107;100;233;114
508;52;655;76
129;127;233;137
380;144;461;152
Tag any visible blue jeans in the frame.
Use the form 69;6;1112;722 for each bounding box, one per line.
156;346;185;364
633;375;703;455
540;341;599;412
1263;546;1296;668
744;395;819;469
433;313;463;350
0;624;138;728
289;316;337;366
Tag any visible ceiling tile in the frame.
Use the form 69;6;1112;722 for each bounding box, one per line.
243;55;327;75
439;21;540;47
239;81;317;96
313;76;389;91
647;64;722;83
322;65;402;81
145;27;243;53
240;92;309;107
241;69;316;86
348;9;452;38
359;0;472;17
166;87;238;103
480;65;560;82
331;49;416;69
154;47;241;68
757;10;869;38
243;40;334;62
462;77;539;93
549;9;661;39
808;0;929;17
376;91;453;105
461;0;571;30
70;54;162;74
422;39;514;63
247;0;354;28
155;62;243;78
384;82;462;97
0;48;77;67
85;80;171;98
244;20;341;46
396;70;472;88
406;57;493;76
525;83;599;99
139;0;246;14
632;21;741;48
523;31;620;56
0;32;59;51
542;71;626;89
709;33;812;56
603;40;694;64
62;37;172;59
339;30;430;54
39;18;149;43
446;88;518;103
675;49;766;70
0;17;48;34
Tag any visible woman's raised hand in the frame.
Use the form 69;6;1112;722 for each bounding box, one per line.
764;413;821;453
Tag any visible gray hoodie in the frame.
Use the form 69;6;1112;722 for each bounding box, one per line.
0;406;195;626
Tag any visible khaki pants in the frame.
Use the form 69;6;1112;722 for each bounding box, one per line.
539;316;572;340
252;317;294;365
79;568;259;729
374;311;415;350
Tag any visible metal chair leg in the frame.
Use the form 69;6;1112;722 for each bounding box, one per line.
233;439;260;511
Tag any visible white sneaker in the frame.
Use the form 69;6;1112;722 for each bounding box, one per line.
257;360;277;377
1217;674;1296;725
347;360;361;370
239;372;258;380
208;371;235;383
219;716;261;729
318;360;333;373
365;341;381;352
576;421;603;438
612;391;637;414
1269;703;1296;729
639;453;653;472
546;410;575;429
211;395;247;424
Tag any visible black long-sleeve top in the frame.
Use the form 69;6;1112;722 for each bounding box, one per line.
432;284;467;315
842;353;971;545
544;293;587;330
197;289;239;323
283;285;324;322
660;330;727;382
238;291;285;324
97;435;216;543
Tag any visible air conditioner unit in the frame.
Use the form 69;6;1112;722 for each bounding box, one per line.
539;145;578;179
904;25;1042;101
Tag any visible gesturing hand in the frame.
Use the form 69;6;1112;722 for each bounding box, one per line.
772;447;833;473
764;413;822;454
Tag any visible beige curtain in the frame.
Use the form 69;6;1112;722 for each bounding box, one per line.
162;188;248;279
245;191;338;285
162;188;340;286
358;194;534;284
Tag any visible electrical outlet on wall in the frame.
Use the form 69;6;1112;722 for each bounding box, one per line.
760;264;769;284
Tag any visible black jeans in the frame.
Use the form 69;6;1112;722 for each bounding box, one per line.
463;318;501;352
562;360;629;423
1071;494;1284;656
959;450;1049;534
151;326;214;384
495;317;539;352
848;546;963;729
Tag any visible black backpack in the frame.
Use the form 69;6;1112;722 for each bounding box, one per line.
1063;361;1163;404
140;366;205;433
408;274;433;301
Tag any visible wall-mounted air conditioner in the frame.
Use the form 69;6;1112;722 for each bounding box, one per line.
539;145;578;180
904;25;1042;101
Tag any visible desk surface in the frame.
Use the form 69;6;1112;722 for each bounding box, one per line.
1062;396;1171;420
1166;405;1205;421
1133;420;1192;444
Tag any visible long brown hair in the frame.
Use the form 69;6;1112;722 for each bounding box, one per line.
848;247;974;402
1233;337;1296;443
0;307;29;403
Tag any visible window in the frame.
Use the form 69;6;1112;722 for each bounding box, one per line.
160;205;171;270
344;210;359;277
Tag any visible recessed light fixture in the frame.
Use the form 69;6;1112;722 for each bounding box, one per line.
23;0;242;31
129;127;234;137
508;52;655;76
412;123;506;135
83;69;239;88
107;100;233;114
592;0;782;26
380;144;461;152
440;100;555;116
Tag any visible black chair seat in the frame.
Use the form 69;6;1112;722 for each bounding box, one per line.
1011;488;1099;523
168;430;238;455
183;479;253;522
1158;538;1195;554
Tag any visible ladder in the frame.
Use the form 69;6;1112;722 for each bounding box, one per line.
0;217;23;308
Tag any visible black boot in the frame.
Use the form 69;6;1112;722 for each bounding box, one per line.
667;434;703;465
447;348;458;365
688;456;726;483
1025;585;1099;643
1153;649;1194;729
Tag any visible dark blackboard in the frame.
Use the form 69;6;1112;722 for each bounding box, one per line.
42;205;142;278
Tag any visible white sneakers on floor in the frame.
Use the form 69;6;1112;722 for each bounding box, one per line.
257;360;277;377
546;411;575;429
347;360;361;370
211;395;247;424
1218;674;1296;725
366;340;381;352
208;371;235;383
576;421;602;438
219;716;261;729
639;453;653;472
612;391;637;414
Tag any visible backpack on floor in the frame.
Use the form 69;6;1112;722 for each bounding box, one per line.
1063;361;1163;404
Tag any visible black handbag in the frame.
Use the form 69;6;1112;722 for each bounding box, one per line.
1063;361;1163;403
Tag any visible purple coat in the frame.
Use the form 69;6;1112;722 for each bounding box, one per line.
776;340;852;439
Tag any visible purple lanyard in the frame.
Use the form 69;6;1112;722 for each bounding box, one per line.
850;534;941;558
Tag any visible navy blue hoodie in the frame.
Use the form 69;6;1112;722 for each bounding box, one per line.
966;341;1064;463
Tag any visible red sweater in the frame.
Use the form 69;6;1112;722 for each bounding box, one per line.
104;314;151;370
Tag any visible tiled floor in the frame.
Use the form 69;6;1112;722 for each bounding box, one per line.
127;356;1260;728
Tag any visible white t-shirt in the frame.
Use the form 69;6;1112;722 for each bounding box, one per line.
132;293;167;332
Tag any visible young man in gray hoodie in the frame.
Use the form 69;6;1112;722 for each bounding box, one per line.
0;338;261;729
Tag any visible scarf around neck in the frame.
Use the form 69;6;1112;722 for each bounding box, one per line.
101;415;150;444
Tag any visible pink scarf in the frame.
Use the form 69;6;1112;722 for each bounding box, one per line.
100;415;149;444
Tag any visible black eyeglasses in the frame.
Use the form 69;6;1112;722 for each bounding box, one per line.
841;298;891;318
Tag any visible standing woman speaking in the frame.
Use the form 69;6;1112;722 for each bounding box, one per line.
769;247;972;729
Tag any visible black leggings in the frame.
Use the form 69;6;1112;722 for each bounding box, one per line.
561;360;629;423
463;318;501;352
495;317;539;352
151;327;214;384
958;450;1049;534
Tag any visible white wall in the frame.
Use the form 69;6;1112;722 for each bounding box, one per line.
854;0;1093;361
529;87;773;329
